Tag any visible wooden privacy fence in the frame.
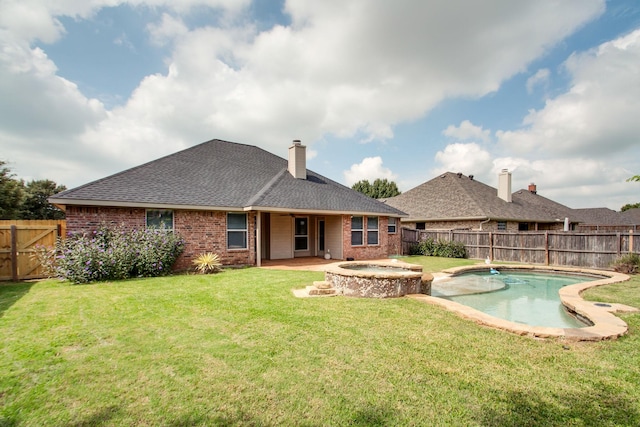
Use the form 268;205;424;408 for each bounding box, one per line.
0;220;66;281
402;228;638;270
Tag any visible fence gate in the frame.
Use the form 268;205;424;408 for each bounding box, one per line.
0;224;62;281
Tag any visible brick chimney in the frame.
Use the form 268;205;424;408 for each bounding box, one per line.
498;169;512;203
528;183;537;194
288;140;306;179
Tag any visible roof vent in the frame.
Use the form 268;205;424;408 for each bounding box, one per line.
457;172;462;178
288;140;306;179
469;175;474;180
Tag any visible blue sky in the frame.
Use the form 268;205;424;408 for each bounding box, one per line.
1;0;639;210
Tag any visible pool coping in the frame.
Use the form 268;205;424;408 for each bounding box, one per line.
407;264;638;342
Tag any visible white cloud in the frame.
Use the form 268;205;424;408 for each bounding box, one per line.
442;120;491;143
526;68;550;94
147;13;189;46
432;143;492;177
497;29;640;157
343;157;397;186
0;0;612;189
0;32;106;139
81;0;605;168
491;28;640;208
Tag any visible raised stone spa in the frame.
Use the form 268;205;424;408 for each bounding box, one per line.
324;260;432;298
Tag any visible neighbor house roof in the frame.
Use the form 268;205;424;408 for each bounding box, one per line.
50;139;406;217
573;207;640;226
620;208;640;225
383;172;577;223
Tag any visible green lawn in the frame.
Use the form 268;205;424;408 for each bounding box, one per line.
1;257;639;426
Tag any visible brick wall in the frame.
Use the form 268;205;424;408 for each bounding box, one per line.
65;206;256;271
342;215;399;260
66;206;146;232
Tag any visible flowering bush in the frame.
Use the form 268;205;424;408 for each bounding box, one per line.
44;226;185;284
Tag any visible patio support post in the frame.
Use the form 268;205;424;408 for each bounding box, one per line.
256;213;262;267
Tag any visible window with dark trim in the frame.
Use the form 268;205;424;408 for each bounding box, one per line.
146;210;174;231
294;217;308;251
416;222;426;230
227;212;248;250
351;216;363;246
497;221;507;231
367;216;379;245
388;217;397;234
518;222;529;231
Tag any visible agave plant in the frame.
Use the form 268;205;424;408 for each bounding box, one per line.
193;252;222;274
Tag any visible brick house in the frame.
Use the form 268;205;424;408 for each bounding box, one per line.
383;170;580;232
49;139;406;269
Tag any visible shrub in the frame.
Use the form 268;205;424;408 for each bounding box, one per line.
414;237;467;259
193;252;222;274
408;244;422;256
43;226;185;284
611;253;640;274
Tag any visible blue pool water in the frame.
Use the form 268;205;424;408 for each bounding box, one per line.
432;271;599;328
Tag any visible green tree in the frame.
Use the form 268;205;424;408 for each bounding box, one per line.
20;179;66;219
621;202;640;212
352;180;372;196
0;161;24;220
627;175;640;182
352;178;401;199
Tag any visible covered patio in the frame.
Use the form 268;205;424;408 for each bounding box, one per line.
259;257;338;271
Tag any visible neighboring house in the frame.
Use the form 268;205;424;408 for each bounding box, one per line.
383;170;579;232
50;139;406;269
573;207;640;232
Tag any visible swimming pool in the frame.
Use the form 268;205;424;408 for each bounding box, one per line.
408;265;632;341
432;271;597;328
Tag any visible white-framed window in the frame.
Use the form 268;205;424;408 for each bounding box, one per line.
227;212;247;250
367;216;379;245
146;209;174;231
294;217;308;251
351;216;363;246
388;217;397;234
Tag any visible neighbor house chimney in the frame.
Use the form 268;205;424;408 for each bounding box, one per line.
498;169;512;203
528;183;537;194
288;140;306;179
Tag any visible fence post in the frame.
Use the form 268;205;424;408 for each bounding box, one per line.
630;230;634;253
489;232;493;262
11;225;18;281
545;231;549;265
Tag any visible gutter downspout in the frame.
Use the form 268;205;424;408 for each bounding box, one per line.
479;218;491;231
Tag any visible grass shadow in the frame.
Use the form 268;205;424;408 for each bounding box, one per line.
478;386;640;426
0;282;33;318
68;406;121;427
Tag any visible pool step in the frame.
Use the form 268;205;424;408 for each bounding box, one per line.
306;281;337;296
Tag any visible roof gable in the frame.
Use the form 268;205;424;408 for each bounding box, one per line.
51;139;404;216
384;172;576;222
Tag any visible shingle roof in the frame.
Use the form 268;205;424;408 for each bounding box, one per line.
574;207;640;225
620;208;640;225
50;139;405;216
383;172;577;223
